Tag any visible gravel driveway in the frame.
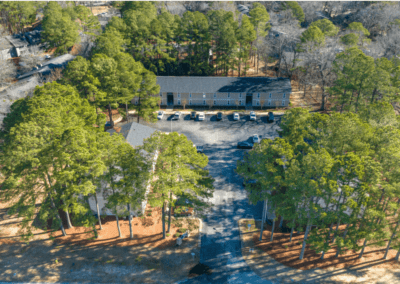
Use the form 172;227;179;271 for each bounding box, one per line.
137;113;281;284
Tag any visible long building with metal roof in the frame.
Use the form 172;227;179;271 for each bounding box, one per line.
132;76;292;108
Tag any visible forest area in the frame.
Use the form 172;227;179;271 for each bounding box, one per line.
1;0;400;268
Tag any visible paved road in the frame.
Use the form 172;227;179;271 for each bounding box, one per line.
139;113;281;284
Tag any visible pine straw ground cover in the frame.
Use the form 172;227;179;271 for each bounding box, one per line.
0;192;200;283
239;219;400;284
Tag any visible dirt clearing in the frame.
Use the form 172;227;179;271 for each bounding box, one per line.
239;219;400;284
0;196;201;283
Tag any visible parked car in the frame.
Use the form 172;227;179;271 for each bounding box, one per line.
217;112;223;121
190;111;197;119
249;111;256;121
196;145;204;153
268;112;274;122
233;112;240;121
237;141;253;149
198;112;205;121
252;134;260;143
173;111;181;120
157;111;164;120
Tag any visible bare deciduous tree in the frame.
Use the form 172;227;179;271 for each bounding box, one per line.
260;99;265;110
44;68;63;83
0;59;17;90
181;98;188;110
207;99;214;110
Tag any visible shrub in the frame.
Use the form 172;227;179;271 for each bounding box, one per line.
174;233;180;237
166;233;170;237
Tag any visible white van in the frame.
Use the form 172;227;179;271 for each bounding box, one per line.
198;112;205;121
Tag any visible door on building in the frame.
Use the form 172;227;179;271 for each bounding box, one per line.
246;93;253;106
167;93;174;105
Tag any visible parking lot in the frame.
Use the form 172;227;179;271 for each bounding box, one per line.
147;112;282;147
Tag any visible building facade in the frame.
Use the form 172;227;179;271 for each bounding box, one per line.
132;76;292;108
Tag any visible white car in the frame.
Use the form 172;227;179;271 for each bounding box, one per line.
250;111;256;121
157;111;164;120
198;112;205;121
233;112;240;121
173;111;181;120
253;134;260;143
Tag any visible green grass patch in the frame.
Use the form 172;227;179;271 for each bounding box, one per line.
178;228;186;233
166;233;170;237
284;245;288;249
135;256;142;262
106;259;114;264
147;213;152;216
174;233;180;237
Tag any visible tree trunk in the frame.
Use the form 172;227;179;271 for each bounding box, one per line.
257;53;259;74
94;193;103;230
270;209;276;242
115;213;122;238
162;197;166;239
290;217;295;242
126;102;129;121
384;219;400;259
48;193;67;236
108;103;113;126
279;215;284;229
259;199;268;242
377;197;390;225
299;220;312;260
370;88;377;104
396;248;400;261
335;222;350;258
65;205;73;229
128;203;133;239
331;218;341;243
167;192;172;233
321;222;334;260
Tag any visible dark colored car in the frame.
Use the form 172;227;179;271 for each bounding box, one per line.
196;145;204;153
268;112;274;122
237;141;253;149
190;111;197;119
217;112;223;121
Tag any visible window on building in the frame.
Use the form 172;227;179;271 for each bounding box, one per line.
257;93;260;98
190;93;192;98
203;93;206;98
214;93;216;98
189;100;191;105
228;93;230;98
135;100;138;105
178;93;180;98
268;100;271;106
283;93;286;98
239;93;242;98
240;100;242;106
214;100;216;105
227;100;230;105
282;100;285;106
256;100;259;106
269;93;272;98
160;93;162;97
203;100;206;105
178;100;181;105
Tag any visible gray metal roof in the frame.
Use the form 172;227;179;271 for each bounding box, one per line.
156;76;292;94
18;54;76;80
6;34;28;48
126;122;157;149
